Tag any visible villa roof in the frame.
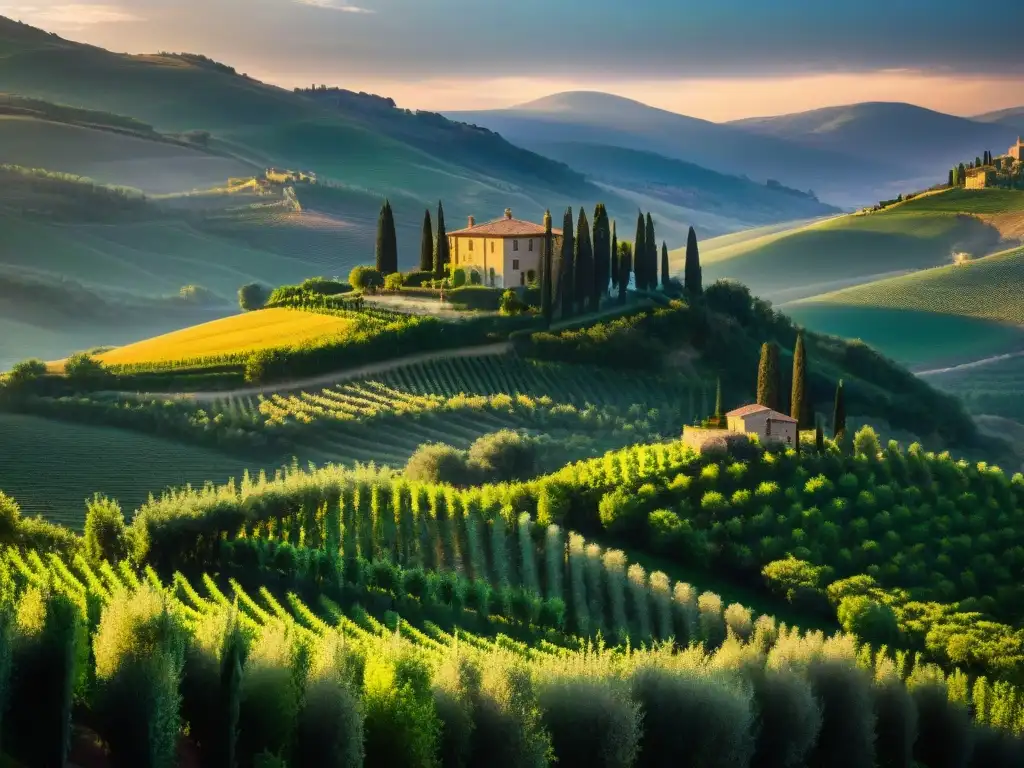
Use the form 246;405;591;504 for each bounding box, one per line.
726;404;798;422
449;210;563;238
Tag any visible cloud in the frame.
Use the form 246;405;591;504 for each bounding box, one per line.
0;3;141;27
294;0;374;12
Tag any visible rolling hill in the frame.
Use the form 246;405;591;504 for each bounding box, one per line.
729;101;1015;174
448;91;910;208
973;105;1024;136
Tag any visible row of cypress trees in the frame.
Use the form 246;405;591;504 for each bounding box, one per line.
381;200;706;313
755;334;847;439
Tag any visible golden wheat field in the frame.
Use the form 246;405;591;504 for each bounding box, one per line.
91;308;355;366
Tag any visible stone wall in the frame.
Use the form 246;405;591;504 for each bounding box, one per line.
683;426;753;455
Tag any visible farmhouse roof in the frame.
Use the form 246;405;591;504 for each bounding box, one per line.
449;208;563;237
726;404;798;422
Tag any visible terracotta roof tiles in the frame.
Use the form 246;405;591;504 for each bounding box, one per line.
726;404;797;422
449;216;562;238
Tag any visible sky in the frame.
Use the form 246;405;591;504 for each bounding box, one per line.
3;0;1024;120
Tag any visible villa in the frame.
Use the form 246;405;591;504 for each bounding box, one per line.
447;208;561;288
1009;138;1024;162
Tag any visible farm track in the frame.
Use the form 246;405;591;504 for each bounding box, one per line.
177;341;514;402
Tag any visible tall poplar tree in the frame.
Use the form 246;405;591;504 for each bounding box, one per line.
434;201;449;277
574;207;593;314
791;332;810;429
610;220;619;292
684;226;702;296
833;379;847;441
560;207;575;319
645;213;656;290
419;208;434;272
661;241;669;288
756;341;780;411
617;241;631;305
541;209;554;325
592;204;611;308
633;212;646;291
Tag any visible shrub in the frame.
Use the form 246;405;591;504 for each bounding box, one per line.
292;632;363;768
746;666;822;768
837;595;899;647
6;358;47;389
499;290;527;315
909;673;973;768
402;271;434;288
348;266;384;291
872;659;917;768
405;443;471;485
83;494;128;564
599;487;648;539
854;426;882;459
469;270;482;285
180;606;246;768
93;586;184;768
384;272;404;292
300;277;350;295
467;431;537;483
452;268;467;288
630;663;754;768
238;621;301;765
538;677;640;767
6;586;79;767
64;352;107;388
648;508;685;555
363;648;440;767
179;284;217;305
0;492;20;544
467;659;551;768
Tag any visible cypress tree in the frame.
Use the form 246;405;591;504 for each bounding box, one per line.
634;212;646;291
684;226;702;296
947;169;954;187
756;341;780;412
610;220;619;292
957;162;966;185
833;379;847;441
541;209;554;325
661;241;669;288
617;241;631;305
791;332;810;429
375;199;388;274
575;207;593;314
383;200;398;274
434;201;449;277
713;377;723;424
560;207;575;319
593;203;611;307
645;212;656;290
419;208;433;272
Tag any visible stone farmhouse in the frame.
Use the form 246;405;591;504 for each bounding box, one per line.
447;209;562;289
966;166;997;190
683;404;798;454
1009;137;1024;163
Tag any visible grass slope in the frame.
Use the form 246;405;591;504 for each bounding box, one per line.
93;308;354;366
0;115;253;194
673;188;1024;304
0;412;259;528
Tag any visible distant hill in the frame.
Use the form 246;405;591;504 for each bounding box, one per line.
729;101;1015;175
448;91;905;208
0;16;636;259
972;105;1024;136
503;141;840;227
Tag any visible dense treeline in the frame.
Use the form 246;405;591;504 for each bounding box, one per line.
0;164;153;222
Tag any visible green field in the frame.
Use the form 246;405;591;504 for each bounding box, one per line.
0;115;253;194
800;245;1024;325
0;412;261;527
784;304;1024;368
671;188;1024;302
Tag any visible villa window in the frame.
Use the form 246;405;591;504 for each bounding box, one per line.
528;239;533;251
765;418;772;437
513;240;519;251
512;259;520;270
520;272;526;286
490;241;494;253
469;240;474;251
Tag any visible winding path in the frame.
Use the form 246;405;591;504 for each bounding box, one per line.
177;341;514;402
